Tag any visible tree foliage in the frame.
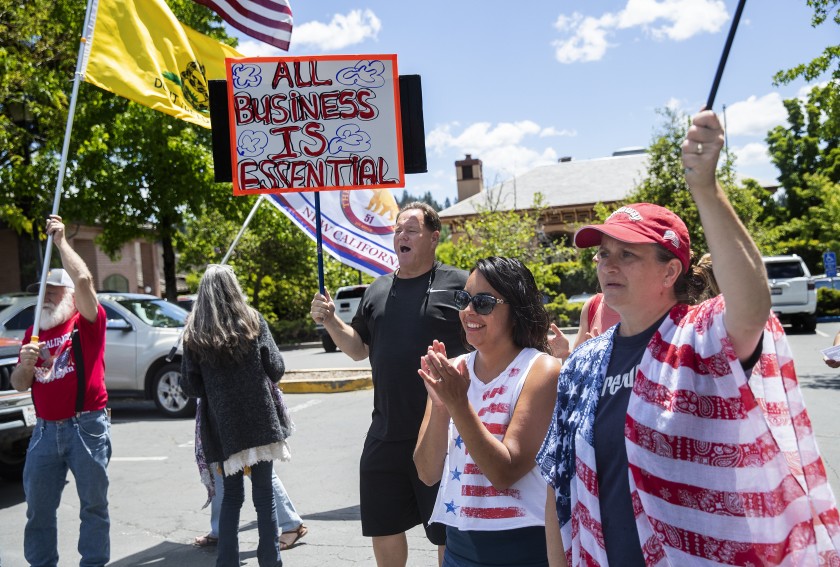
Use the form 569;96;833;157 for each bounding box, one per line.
1;0;238;298
623;107;778;258
176;197;373;340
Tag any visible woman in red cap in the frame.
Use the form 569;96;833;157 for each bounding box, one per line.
537;110;840;566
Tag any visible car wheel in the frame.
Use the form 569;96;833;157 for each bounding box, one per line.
0;446;27;481
322;334;337;353
803;314;818;333
152;362;196;418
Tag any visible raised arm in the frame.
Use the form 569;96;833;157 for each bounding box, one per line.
310;289;369;361
682;110;770;362
49;215;99;323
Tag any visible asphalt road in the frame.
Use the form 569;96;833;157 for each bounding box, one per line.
0;322;838;566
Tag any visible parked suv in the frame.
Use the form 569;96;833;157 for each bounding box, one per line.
0;342;33;479
0;293;193;418
763;255;817;332
316;285;369;352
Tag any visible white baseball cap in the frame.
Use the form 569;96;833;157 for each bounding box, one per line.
27;269;75;292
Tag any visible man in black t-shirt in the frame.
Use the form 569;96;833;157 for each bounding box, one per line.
311;202;467;567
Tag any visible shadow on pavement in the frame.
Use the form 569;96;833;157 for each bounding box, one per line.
108;399;195;424
801;374;840;390
0;477;25;507
108;541;214;566
302;504;360;522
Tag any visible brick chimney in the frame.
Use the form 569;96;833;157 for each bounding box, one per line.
455;154;483;202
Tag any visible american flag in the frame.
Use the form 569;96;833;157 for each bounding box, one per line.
538;297;840;565
193;0;293;51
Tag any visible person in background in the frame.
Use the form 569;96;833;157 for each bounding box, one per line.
414;257;561;567
193;452;307;550
824;330;840;369
182;265;288;567
311;202;468;567
11;215;111;567
537;110;840;565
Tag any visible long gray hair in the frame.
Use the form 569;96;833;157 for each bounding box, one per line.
183;264;260;363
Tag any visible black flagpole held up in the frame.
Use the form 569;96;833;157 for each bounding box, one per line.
706;0;747;110
314;191;326;295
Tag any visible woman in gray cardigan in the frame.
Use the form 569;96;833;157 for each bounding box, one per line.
182;264;287;567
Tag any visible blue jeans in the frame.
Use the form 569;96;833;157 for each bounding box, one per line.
217;461;282;567
211;466;301;535
23;411;111;567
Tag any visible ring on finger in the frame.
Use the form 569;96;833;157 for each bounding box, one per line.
695;142;704;155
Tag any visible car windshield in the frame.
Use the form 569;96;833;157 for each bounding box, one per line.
766;262;805;279
115;299;187;328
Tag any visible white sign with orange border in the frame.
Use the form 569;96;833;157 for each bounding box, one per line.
226;55;405;195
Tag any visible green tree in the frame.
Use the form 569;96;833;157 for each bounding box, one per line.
435;191;582;323
624;108;777;257
1;0;238;297
1;0;89;287
176;198;374;341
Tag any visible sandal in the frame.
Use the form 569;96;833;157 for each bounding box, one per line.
278;524;308;550
193;534;218;547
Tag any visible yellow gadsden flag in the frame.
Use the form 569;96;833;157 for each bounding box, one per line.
82;0;242;128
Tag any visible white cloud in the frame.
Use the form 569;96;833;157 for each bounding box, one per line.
292;10;381;51
539;126;577;138
234;10;381;55
723;93;788;136
553;0;728;63
552;13;615;63
731;142;770;166
426;121;561;181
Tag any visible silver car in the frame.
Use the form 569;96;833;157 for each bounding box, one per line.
0;293;194;418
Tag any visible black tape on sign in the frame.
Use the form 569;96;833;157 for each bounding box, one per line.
399;75;427;174
207;75;428;183
208;79;232;183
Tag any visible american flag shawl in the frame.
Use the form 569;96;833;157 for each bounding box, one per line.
537;295;840;565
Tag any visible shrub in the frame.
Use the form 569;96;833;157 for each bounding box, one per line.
266;317;318;345
818;288;840;317
545;295;584;328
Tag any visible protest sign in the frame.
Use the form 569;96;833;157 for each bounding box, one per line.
226;55;404;195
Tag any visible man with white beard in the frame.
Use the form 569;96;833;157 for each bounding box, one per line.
12;215;110;567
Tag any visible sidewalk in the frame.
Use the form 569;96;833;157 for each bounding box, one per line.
282;368;372;393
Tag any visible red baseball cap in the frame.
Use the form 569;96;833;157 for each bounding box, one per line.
574;203;691;273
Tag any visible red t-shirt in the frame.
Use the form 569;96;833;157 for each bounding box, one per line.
20;304;108;420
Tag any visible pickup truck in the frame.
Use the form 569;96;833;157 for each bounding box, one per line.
0;341;34;480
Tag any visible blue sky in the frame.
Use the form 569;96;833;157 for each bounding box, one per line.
228;0;836;206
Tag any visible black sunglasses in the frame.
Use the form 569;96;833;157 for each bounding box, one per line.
453;290;507;315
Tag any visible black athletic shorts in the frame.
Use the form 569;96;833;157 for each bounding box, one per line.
359;435;446;545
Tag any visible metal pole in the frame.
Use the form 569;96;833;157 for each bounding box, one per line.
314;191;326;295
705;0;747;110
31;0;98;344
221;194;265;264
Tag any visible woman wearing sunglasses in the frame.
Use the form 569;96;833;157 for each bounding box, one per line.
414;256;562;567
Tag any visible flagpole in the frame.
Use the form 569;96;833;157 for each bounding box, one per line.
221;194;265;264
166;194;267;362
705;0;747;110
30;0;99;344
314;191;326;295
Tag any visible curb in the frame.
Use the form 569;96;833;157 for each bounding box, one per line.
281;368;372;394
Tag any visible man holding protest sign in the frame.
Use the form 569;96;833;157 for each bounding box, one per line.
311;202;467;567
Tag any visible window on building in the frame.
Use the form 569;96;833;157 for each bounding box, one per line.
103;274;129;293
461;165;474;180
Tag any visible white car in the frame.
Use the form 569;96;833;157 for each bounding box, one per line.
763;255;818;333
0;293;194;418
